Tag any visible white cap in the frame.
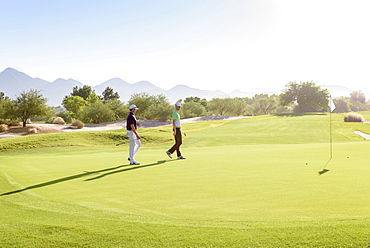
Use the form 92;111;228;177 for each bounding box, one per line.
129;104;138;110
175;102;181;107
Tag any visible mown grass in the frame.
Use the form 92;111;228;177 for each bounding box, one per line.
2;112;370;152
1;112;370;247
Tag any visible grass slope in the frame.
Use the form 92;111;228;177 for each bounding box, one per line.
1;113;370;247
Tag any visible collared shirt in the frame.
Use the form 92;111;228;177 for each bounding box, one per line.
126;112;137;130
172;109;181;128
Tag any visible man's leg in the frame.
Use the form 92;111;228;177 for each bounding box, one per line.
133;139;141;159
175;130;182;157
127;131;139;162
169;129;181;154
129;139;135;161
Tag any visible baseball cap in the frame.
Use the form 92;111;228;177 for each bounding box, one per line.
175;102;182;107
129;104;139;110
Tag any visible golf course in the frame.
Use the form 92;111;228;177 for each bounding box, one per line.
1;112;369;247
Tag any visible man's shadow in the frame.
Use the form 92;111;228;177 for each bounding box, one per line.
1;160;172;196
85;160;170;181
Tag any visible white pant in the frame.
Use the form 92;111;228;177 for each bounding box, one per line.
126;131;141;160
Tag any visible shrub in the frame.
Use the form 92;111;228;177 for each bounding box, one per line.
104;99;127;121
146;103;173;122
58;111;73;123
78;101;115;124
344;112;365;122
28;128;38;133
53;117;66;125
128;93;172;121
0;124;9;132
182;101;206;118
0;119;20;126
10;120;20;126
72;120;84;129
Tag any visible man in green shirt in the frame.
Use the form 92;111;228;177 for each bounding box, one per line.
166;102;186;159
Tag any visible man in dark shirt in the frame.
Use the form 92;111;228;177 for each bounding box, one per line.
126;104;141;165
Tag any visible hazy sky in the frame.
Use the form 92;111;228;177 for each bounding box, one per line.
1;0;370;93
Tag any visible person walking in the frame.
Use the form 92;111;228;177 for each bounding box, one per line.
126;104;141;165
166;102;186;160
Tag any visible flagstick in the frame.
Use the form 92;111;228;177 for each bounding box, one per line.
320;95;333;175
329;99;333;161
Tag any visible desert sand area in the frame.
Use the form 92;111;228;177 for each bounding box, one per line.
0;116;245;139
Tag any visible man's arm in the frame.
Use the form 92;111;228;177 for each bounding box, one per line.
130;124;141;139
172;119;177;136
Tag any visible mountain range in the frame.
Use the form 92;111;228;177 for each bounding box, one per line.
0;67;356;106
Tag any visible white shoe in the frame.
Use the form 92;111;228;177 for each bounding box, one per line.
130;160;140;165
177;156;186;160
166;150;172;159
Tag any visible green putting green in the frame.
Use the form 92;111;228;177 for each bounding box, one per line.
1;113;369;247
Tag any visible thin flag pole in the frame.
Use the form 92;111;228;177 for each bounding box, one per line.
320;95;333;175
329;97;333;161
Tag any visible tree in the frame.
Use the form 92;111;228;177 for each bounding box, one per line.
349;91;369;111
182;101;206;118
208;98;234;116
3;89;49;127
184;96;208;107
79;101;116;124
184;96;201;103
350;101;369;111
253;93;270;100
86;93;101;105
62;96;87;116
0;92;6;118
252;98;278;115
128;93;172;120
57;111;73;123
350;91;366;104
70;85;94;100
146;103;173;122
128;93;153;118
142;94;172;121
333;97;350;113
105;99;127;120
0;95;11;120
228;98;248;116
280;81;329;113
101;86;120;102
63;87;127;123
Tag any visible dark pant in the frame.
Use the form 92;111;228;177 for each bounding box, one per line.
169;128;182;157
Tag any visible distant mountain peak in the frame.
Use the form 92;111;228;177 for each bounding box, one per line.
100;78;129;85
53;78;65;82
3;67;19;73
3;67;28;77
134;80;152;84
51;78;83;86
169;84;191;90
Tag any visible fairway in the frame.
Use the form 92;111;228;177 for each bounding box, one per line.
1;114;370;247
